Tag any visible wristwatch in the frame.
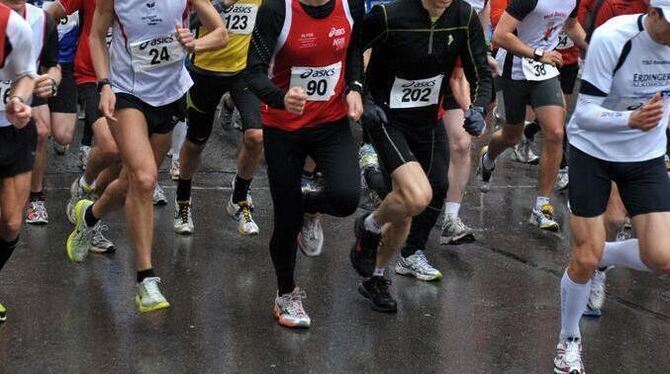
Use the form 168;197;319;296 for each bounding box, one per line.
346;80;364;94
97;78;111;93
533;48;544;61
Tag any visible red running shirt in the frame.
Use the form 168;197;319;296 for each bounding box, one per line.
58;0;97;85
262;0;353;131
0;4;9;68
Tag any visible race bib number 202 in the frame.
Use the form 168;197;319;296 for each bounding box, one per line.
130;34;186;72
289;62;342;101
389;75;444;109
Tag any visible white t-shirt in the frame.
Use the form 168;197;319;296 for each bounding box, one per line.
464;0;486;14
567;14;670;162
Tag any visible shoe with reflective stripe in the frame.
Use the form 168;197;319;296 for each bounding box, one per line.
440;215;474;244
554;337;585;374
359;276;398;313
66;200;95;263
136;277;170;313
298;213;323;256
477;146;495;193
555;167;569;191
174;199;195;235
529;203;560;231
395;250;443;281
511;139;540;165
153;184;167;206
350;213;381;278
273;288;311;328
226;198;259;235
0;302;6;322
170;159;181;181
26;200;49;224
583;267;612;317
89;224;116;254
78;145;90;171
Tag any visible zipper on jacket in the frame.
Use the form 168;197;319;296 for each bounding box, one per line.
428;22;435;55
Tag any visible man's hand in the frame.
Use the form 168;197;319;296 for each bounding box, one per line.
539;51;563;67
361;99;388;127
99;85;117;123
176;24;196;53
284;87;307;115
463;106;486;136
629;93;665;131
34;74;56;99
346;90;363;121
6;97;32;129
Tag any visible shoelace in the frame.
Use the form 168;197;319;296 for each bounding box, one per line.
93;224;110;243
451;217;467;232
238;202;253;224
143;278;164;301
284;290;307;316
540;204;556;219
303;216;319;239
178;202;190;224
563;339;581;364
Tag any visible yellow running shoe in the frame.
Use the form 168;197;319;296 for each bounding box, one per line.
0;302;6;322
136;277;171;313
66;199;95;263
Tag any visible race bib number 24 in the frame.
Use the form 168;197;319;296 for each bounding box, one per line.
130;34;186;72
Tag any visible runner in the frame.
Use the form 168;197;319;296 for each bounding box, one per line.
554;6;670;372
0;2;37;323
246;0;364;327
480;0;587;231
174;0;264;237
66;0;226;312
351;0;492;310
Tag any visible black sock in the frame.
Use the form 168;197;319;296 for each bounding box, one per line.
232;175;252;204
137;268;156;283
0;237;18;272
29;191;45;202
401;246;418;259
524;121;541;141
176;178;192;202
84;204;100;227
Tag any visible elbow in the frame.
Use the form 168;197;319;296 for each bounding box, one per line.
492;30;504;47
218;29;229;49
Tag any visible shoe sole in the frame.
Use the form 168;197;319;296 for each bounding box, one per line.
439;232;475;245
553;364;584;374
238;226;259;236
350;215;376;277
153;200;168;206
174;227;194;235
90;245;116;254
582;307;602;318
395;266;442;282
272;305;310;328
66;201;91;263
135;295;170;313
529;217;560;232
357;285;397;313
26;219;48;225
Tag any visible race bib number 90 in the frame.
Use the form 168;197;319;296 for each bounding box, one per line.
222;4;258;35
521;58;559;81
0;81;12;112
389;75;444;109
290;62;342;101
130;34;186;72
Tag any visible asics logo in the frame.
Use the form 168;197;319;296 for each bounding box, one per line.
401;80;436;88
146;1;156;8
139;36;175;50
329;27;346;38
299;68;336;79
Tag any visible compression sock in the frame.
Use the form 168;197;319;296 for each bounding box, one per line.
560;271;590;340
599;239;652;272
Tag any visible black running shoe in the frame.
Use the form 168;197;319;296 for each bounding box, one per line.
358;276;397;313
350;213;381;277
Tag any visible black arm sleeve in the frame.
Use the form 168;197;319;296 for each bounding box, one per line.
40;14;60;70
361;5;388;50
506;0;538;21
345;0;365;86
245;0;287;109
460;7;493;108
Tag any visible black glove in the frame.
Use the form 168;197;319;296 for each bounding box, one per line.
361;99;388;128
463;106;486;136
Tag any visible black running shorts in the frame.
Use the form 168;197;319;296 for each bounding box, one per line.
0;121;37;178
115;93;186;135
500;76;564;124
568;145;670;218
558;63;579;95
78;83;103;128
49;63;77;114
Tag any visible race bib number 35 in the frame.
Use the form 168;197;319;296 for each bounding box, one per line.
521;58;559;81
289;62;342;102
389;75;444;109
130;34;186;72
222;4;258;35
0;81;12;112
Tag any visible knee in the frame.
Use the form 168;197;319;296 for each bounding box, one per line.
327;186;360;217
641;248;670;274
569;245;602;277
35;122;50;144
97;138;119;160
400;184;433;216
243;129;263;151
1;218;23;240
543;125;565;145
52;130;71;146
129;167;157;193
500;129;523;147
450;134;471;156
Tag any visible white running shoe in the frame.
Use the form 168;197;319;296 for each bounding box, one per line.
395;250;443;281
78;145;91;171
511;139;540;165
153;184;168;206
440;215;474;244
170;159;181;181
297;213;323;257
554;337;585;374
25;200;49;224
90;224;116;254
174;199;195;235
584;267;612;317
555;167;569;191
273;288;311;328
226;198;259;235
67;178;94;224
477;146;495;193
529;203;560;231
136;277;170;313
66;200;95;263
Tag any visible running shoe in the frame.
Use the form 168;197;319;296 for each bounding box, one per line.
231;107;242;131
298;213;324;257
301;174;322;194
395;250;443;281
358;275;398;313
136;277;170;313
78;145;91;171
52;139;69;155
350;213;381;278
555;167;569;191
440;215;475;244
553;337;585;374
90;224;116;254
477;146;495;193
26;200;49;224
226;198;259;235
219;93;235;131
616;222;633;242
273;288;311;328
0;302;6;322
170;159;180;181
67;178;93;224
529;203;560;231
359;143;380;171
153;184;168;206
584;267;612;317
174;199;195;235
66;200;95;263
511;139;540;165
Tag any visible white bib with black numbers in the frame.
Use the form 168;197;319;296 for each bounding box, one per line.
389;75;444;109
222;4;258;35
130;34;186;73
556;31;574;50
289;62;342;101
0;81;11;112
521;58;560;81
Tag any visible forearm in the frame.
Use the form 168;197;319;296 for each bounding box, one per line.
192;0;228;52
573;95;632;132
494;31;534;59
90;35;111;80
45;66;62;86
193;28;228;53
11;76;35;102
567;20;588;51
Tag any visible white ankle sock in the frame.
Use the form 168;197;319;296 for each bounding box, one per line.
364;214;382;234
560;271;591;340
600;239;651;272
445;202;460;218
373;267;385;277
535;196;550;210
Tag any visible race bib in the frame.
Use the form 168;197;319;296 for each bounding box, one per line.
130;34;186;72
521;58;560;81
289;62;342;101
222;4;258;35
555;31;574;50
106;28;113;49
0;80;11;112
389;75;444;109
